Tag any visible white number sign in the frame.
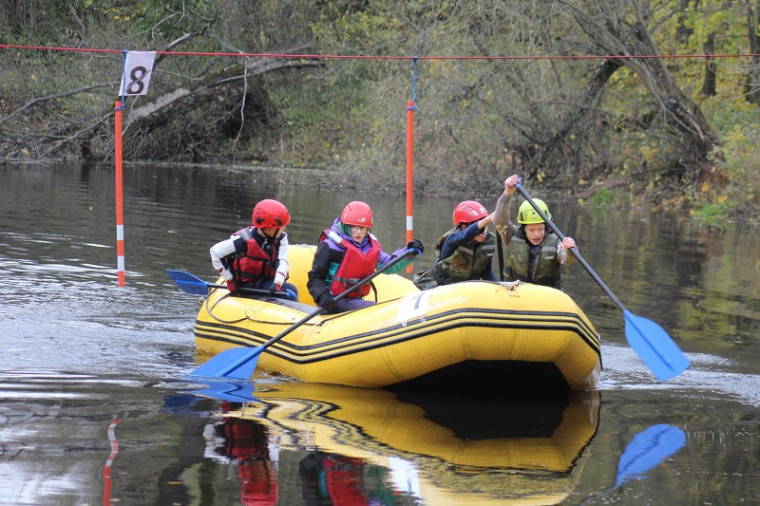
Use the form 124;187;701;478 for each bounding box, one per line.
119;51;156;96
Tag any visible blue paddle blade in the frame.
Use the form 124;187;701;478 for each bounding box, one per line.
166;269;210;295
190;381;259;403
616;424;686;487
623;310;690;381
189;346;264;380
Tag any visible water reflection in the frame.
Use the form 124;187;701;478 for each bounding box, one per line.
615;424;686;487
1;161;759;504
189;380;601;504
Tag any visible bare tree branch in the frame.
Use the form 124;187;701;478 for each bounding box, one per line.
0;83;114;127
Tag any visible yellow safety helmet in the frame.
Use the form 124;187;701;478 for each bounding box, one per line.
518;199;551;224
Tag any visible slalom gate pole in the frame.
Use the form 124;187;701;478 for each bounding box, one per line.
405;99;415;273
114;101;126;286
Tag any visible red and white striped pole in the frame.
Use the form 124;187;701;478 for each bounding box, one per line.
405;99;415;273
114;101;126;286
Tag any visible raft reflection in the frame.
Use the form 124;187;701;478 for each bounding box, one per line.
195;381;600;504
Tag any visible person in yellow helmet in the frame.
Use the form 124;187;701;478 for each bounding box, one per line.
492;175;577;289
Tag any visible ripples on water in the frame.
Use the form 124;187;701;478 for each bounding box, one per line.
1;162;759;505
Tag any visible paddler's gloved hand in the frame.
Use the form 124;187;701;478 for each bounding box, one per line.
269;283;282;295
226;279;238;294
317;292;335;312
407;238;424;254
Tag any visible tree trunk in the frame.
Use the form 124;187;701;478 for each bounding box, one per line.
557;1;718;181
746;3;760;104
702;32;717;97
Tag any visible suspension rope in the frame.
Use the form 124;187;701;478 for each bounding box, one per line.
2;43;758;61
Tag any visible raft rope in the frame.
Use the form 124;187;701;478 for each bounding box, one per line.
202;288;327;328
2;43;757;61
203;290;255;325
501;280;522;296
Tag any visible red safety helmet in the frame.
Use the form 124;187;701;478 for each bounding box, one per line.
340;201;373;228
252;199;290;228
453;200;488;226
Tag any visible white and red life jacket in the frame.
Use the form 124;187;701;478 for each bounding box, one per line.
229;228;278;284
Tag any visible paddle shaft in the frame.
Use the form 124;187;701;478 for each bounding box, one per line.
165;269;290;298
514;183;627;313
253;248;417;353
496;232;505;281
203;248;421;378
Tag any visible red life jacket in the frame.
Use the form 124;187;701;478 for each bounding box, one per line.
229;227;278;284
324;230;381;298
239;461;277;506
323;455;368;506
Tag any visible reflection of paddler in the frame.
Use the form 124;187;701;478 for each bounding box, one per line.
205;402;278;505
300;453;369;505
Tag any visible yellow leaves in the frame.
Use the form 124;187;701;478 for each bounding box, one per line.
640;143;660;163
701;182;710;192
717;195;727;204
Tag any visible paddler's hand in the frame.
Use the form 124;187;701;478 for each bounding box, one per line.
406;238;424;255
317;293;335;312
504;174;521;195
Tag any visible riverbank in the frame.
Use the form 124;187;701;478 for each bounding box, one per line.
3;157;757;225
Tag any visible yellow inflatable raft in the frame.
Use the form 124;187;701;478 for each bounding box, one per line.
194;244;602;390
200;381;601;505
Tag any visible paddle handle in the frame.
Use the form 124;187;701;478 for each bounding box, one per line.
515;183;627;313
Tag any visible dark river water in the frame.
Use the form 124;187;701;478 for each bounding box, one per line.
0;162;758;505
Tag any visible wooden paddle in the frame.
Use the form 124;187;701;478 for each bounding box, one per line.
515;183;690;381
188;247;420;380
166;269;292;298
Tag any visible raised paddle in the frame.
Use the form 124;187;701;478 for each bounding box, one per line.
188;247;421;380
166;269;292;298
515;182;690;381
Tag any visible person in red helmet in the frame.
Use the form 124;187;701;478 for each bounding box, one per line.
210;199;299;300
307;201;423;313
413;200;497;289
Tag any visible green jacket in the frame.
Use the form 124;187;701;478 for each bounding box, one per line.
502;225;562;288
414;226;496;289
